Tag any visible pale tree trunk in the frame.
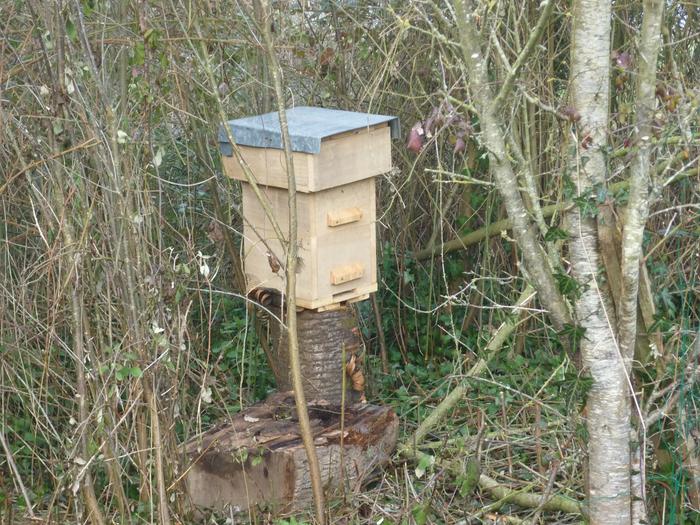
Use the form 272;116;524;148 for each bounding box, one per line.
621;2;665;523
569;0;631;523
618;0;664;367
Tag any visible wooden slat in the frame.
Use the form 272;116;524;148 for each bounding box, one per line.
327;207;363;227
330;263;364;285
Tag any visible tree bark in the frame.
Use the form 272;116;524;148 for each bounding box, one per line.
185;392;398;515
619;0;664;365
569;1;633;523
270;306;361;406
624;3;665;523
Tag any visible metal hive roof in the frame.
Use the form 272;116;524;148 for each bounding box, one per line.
219;106;400;155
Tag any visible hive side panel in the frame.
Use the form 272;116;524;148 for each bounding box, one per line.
242;221;285;293
239;178;378;309
306;154;319;192
314;224;376;304
222;147;312;192
242;184;314;242
311;179;374;236
243;228;317;298
314;125;391;191
369;178;377;284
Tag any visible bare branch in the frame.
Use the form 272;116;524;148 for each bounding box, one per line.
492;0;556;111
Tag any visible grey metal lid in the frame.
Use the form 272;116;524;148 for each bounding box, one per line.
219;106;400;156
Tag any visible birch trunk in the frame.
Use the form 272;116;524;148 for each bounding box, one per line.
618;0;664;364
569;1;632;522
622;2;665;522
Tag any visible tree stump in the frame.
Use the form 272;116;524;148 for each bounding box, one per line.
184;392;398;515
270;305;362;405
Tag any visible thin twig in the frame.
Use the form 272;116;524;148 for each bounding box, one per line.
0;427;36;518
255;2;326;522
492;0;556;111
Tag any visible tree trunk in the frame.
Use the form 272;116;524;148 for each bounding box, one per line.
624;3;665;523
569;1;632;523
454;0;571;335
270;306;361;406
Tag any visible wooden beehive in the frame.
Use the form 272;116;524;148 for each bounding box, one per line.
220;107;398;309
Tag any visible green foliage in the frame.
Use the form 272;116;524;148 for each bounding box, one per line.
572;193;600;218
414;452;435;479
411;503;431;525
275;518;312;525
554;271;583;299
204;296;276;409
457;457;480;497
544;227;570;242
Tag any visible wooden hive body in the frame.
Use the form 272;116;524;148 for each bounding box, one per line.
240;179;377;309
220;107;398;309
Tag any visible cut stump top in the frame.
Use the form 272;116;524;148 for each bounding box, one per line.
184;392;398;515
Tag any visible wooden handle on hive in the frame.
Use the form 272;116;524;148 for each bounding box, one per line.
330;263;364;285
327;207;363;227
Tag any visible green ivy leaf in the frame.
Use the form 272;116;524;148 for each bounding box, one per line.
573;194;599;218
558;323;586;344
594;183;608;203
132;42;145;67
554;272;582;299
116;366;128;381
65;18;78;42
544;227;569;242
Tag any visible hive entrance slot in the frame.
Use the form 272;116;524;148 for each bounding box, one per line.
332;289;358;300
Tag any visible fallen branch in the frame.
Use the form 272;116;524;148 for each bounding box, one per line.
404;285;534;448
398;284;583;515
415;202;565;260
402;448;582;516
478;472;581;515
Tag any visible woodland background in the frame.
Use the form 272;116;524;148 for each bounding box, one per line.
0;0;698;524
